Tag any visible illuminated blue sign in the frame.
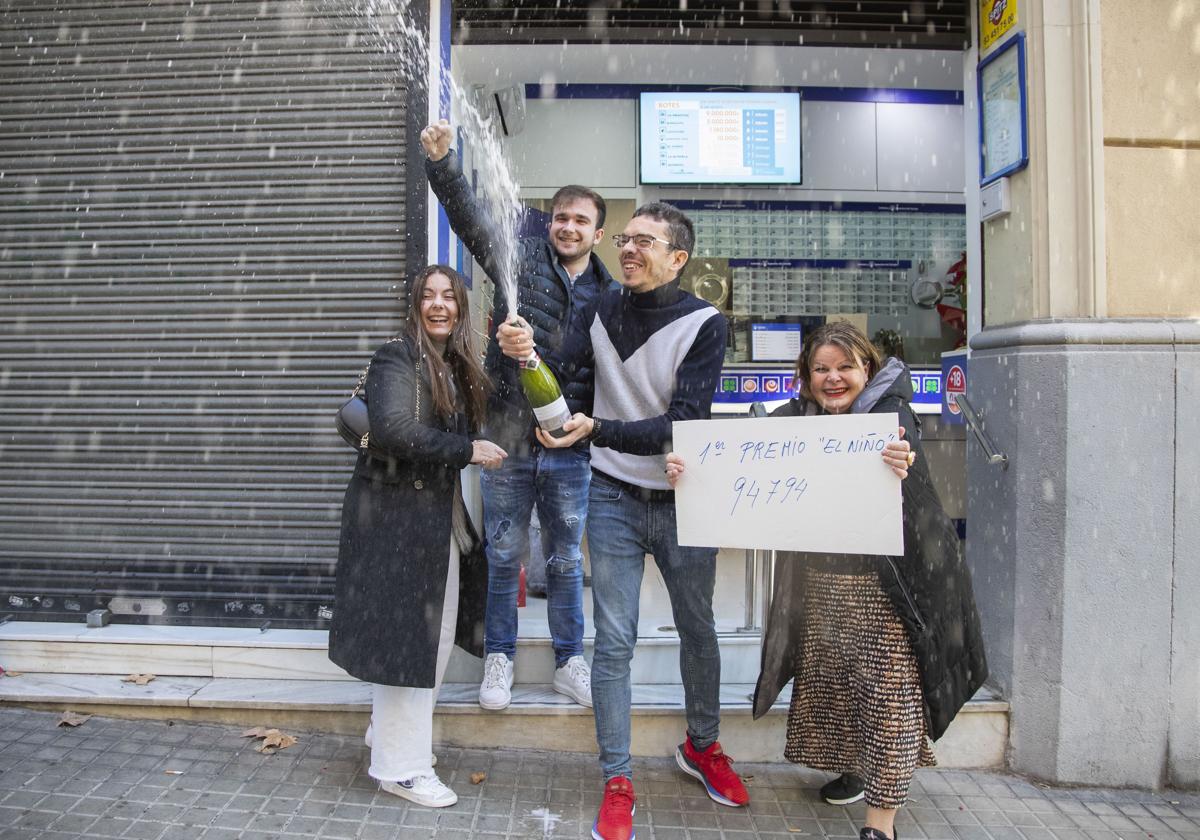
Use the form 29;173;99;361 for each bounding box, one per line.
715;369;795;403
714;366;944;412
909;370;944;407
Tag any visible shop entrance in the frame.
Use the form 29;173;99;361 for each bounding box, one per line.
445;5;980;628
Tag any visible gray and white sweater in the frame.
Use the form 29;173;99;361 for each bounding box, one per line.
548;279;727;491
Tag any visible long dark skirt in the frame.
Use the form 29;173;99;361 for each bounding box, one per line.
784;568;936;809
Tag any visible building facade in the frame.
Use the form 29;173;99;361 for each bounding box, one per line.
1;0;1195;789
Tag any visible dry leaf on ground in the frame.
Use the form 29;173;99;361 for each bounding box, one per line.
257;732;298;754
121;673;156;686
164;770;184;775
470;772;487;785
242;726;298;754
58;711;92;727
2;670;22;677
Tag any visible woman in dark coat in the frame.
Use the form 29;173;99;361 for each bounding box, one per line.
666;322;987;840
328;265;506;808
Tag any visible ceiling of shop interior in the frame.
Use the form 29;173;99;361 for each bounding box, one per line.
452;1;970;50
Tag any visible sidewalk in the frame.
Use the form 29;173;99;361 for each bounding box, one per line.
0;707;1196;840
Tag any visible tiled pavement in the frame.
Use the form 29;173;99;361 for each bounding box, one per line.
0;708;1196;840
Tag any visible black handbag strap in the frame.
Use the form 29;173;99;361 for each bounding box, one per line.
354;337;421;450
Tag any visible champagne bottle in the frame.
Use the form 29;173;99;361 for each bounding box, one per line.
518;351;572;437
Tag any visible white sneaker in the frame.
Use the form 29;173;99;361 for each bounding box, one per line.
362;725;435;766
380;773;457;807
479;653;514;710
553;655;592;707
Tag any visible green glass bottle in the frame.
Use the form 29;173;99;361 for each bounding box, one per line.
518;351;571;437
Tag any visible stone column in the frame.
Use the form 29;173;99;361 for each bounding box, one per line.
969;0;1198;788
967;320;1199;787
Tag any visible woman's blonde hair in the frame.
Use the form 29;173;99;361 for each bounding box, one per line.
794;321;883;403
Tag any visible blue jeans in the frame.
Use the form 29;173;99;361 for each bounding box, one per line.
481;445;589;666
587;471;721;781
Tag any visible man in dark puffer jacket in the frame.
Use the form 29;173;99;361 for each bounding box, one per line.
421;120;615;712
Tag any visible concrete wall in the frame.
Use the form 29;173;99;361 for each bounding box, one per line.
980;6;1091;327
1172;341;1200;786
1103;146;1199;317
968;320;1198;788
1100;0;1200;318
980;178;1038;324
964;346;1036;703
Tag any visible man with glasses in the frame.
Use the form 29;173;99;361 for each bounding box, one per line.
420;120;614;713
498;202;749;840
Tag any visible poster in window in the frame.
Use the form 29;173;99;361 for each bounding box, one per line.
978;33;1028;184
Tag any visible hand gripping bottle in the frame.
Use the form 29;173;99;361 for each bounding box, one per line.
518;351;572;437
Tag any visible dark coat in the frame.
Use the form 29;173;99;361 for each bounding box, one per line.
328;337;487;687
751;360;988;740
426;151;615;455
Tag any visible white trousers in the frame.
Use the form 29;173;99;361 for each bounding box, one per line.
368;539;459;782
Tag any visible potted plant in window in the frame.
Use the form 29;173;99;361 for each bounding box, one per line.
936;251;967;348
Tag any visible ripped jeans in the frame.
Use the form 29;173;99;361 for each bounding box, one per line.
480;444;589;666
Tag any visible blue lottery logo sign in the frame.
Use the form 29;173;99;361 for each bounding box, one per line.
717;371;795;402
910;370;944;406
715;367;944;408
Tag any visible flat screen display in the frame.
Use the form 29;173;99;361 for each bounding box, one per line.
639;91;802;185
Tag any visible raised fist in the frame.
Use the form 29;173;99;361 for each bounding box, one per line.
420;119;453;161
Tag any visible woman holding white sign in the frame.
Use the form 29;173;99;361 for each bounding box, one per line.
666;322;987;840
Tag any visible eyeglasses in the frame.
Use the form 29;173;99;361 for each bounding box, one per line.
610;233;678;251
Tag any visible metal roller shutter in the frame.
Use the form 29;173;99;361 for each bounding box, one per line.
452;0;969;49
0;0;428;628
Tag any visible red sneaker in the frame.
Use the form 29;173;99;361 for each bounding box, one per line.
592;775;636;840
675;737;749;807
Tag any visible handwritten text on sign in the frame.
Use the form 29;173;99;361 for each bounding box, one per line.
673;414;903;555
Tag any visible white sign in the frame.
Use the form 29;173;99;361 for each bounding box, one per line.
979;35;1027;182
673;414;903;555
